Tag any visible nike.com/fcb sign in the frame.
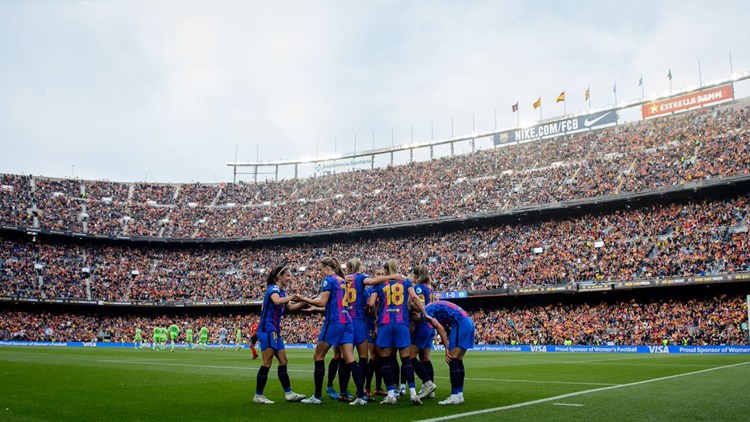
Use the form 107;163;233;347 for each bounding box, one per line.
494;110;618;144
641;84;734;119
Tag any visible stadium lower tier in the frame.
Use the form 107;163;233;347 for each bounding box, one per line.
1;293;746;345
1;193;749;302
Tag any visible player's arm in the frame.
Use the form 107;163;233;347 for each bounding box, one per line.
363;273;405;286
269;292;293;306
431;319;451;363
407;286;436;324
367;290;379;314
286;296;307;312
299;291;330;308
301;305;325;312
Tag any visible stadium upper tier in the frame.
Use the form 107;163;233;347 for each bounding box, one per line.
1;194;748;304
1;104;749;239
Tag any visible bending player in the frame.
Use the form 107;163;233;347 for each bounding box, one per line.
423;300;475;405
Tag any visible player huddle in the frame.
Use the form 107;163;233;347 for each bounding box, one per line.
253;257;475;406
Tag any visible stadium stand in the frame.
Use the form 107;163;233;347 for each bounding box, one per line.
0;105;748;239
1;293;745;345
1;101;749;348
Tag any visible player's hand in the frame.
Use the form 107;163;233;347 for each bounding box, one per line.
394;273;406;281
444;351;452;364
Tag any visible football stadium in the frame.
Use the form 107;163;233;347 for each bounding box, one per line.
2;1;750;421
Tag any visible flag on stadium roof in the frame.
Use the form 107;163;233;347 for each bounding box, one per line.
556;91;565;103
511;102;519;112
638;75;643;86
533;97;541;109
668;68;672;80
585;87;590;101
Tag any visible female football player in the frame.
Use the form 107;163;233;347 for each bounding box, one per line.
253;265;308;404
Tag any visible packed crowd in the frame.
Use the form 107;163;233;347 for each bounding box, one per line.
1;194;748;303
1;294;746;345
1;105;748;238
472;294;748;346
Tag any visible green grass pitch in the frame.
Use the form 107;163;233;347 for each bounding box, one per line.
1;347;749;421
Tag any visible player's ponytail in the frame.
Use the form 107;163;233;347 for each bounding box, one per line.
346;258;362;274
320;257;345;279
412;264;431;285
383;259;399;275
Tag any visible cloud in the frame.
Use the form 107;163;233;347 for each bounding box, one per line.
0;0;748;182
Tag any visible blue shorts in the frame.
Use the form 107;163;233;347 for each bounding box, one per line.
412;323;436;350
376;324;410;350
448;318;475;351
352;319;369;346
365;318;377;343
318;322;353;347
258;331;285;351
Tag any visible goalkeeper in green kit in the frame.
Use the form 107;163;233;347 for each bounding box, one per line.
235;327;243;351
169;323;180;352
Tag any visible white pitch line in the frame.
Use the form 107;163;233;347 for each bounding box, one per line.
552;403;584;407
434;376;617;387
414;362;750;422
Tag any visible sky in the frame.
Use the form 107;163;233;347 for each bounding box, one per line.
1;0;749;183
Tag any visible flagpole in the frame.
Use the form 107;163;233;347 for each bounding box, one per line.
517;102;520;127
698;60;703;88
563;90;567;116
640;76;645;100
730;51;736;102
613;86;618;108
613;83;618;126
668;68;673;96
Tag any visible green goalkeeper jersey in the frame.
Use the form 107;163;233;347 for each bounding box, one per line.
169;324;179;335
186;329;194;339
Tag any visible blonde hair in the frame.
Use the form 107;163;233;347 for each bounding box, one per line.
412;264;431;285
346;258;362;274
383;259;399;275
320;256;345;278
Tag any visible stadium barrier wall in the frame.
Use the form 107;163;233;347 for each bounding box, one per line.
2;341;749;354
